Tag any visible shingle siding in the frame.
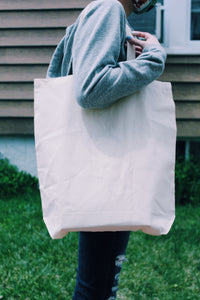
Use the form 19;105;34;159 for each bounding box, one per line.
163;56;200;138
0;0;90;135
0;0;200;137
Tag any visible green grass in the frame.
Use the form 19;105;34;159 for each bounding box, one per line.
0;193;199;300
119;206;200;300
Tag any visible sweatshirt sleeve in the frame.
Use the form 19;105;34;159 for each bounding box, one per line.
72;0;166;109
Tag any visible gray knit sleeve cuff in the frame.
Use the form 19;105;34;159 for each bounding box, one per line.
142;44;167;62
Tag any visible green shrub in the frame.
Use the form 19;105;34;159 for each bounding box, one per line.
0;156;38;199
175;156;200;206
1;153;199;206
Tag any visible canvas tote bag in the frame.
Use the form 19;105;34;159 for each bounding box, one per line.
34;25;177;239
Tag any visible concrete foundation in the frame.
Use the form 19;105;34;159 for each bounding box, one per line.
0;136;37;177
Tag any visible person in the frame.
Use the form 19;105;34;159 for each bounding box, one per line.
47;0;166;299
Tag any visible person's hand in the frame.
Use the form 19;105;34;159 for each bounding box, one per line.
127;31;160;57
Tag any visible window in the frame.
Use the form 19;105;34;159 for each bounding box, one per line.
128;0;164;42
128;0;200;54
191;0;200;40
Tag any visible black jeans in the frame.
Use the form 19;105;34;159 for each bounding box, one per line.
73;231;130;300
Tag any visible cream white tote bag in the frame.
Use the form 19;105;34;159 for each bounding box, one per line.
34;30;176;239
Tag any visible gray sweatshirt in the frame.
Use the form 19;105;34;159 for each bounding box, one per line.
47;0;166;109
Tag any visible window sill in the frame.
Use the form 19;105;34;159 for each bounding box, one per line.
164;46;200;55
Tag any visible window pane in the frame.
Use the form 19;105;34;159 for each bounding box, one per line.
128;8;156;33
128;0;164;42
191;0;200;40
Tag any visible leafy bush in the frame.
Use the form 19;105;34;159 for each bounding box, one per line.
0;157;38;199
1;153;199;206
175;156;200;206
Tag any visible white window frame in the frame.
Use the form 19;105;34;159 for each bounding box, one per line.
158;0;200;54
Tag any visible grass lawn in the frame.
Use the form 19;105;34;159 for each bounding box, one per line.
0;192;199;300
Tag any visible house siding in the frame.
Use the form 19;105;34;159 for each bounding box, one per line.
0;0;200;138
